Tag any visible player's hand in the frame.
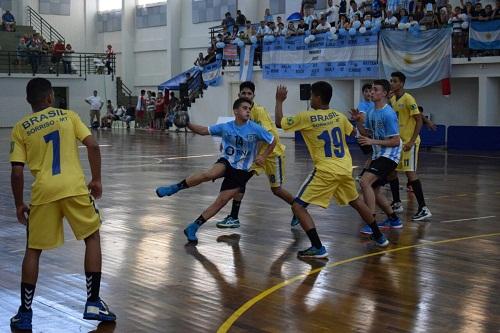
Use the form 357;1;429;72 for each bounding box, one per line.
427;122;437;131
255;155;265;167
16;204;30;225
276;85;288;103
357;135;373;146
403;141;414;151
88;179;103;199
350;108;362;122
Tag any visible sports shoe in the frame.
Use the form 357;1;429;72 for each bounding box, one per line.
412;206;432;221
391;201;404;213
184;222;199;242
371;234;389;247
297;246;328;259
83;297;116;322
216;216;240;228
360;217;402;234
10;307;32;330
155;184;180;197
290;216;300;227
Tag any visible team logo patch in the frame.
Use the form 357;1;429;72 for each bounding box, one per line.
247;134;256;142
10;141;14;154
287;117;294;126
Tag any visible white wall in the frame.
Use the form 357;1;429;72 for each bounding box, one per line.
0;74;116;127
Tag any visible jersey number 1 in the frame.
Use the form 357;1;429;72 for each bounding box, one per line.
317;127;345;158
44;130;61;175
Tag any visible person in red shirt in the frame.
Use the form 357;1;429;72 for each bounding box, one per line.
105;44;114;75
155;92;165;130
51;40;65;73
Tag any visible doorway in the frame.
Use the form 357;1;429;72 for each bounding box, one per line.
53;87;68;109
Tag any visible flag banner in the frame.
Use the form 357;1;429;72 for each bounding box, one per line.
379;28;452;89
240;44;255;82
469;19;500;50
202;60;223;86
262;33;379;79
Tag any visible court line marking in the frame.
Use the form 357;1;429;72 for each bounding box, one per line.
440;216;496;223
216;231;500;333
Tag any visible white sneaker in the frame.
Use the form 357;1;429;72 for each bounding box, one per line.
412;206;432;221
216;216;240;228
391;201;404;213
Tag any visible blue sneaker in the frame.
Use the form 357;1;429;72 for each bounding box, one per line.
297;246;328;258
290;216;300;227
10;307;32;330
83;297;116;322
360;224;374;235
156;184;180;197
184;222;199;242
372;234;389;247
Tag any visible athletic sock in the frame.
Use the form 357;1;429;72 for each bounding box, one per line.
389;212;398;220
85;272;101;302
195;214;207;226
177;179;189;190
230;200;241;219
390;178;401;203
306;228;322;249
359;168;367;177
20;282;35;312
410;179;426;210
368;221;383;239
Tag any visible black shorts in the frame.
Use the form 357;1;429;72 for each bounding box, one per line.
216;158;254;192
367;157;398;187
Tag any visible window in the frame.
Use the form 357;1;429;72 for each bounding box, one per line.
192;0;237;24
136;2;167;28
98;0;122;12
137;0;166;5
270;0;285;15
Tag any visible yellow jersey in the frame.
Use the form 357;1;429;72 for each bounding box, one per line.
281;109;354;174
251;103;285;157
10;107;92;205
390;93;421;144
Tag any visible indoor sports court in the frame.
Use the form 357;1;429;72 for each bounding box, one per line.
1;129;499;332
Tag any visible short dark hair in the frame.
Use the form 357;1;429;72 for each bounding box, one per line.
239;81;255;93
141;89;146;94
373;79;391;94
362;83;372;92
26;78;52;105
391;71;406;83
233;97;252;110
311;81;333;104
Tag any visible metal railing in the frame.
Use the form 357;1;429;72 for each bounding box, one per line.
178;70;205;110
25;5;65;43
117;77;133;105
0;51;116;80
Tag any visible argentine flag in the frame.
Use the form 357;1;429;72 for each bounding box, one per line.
239;45;255;82
202;60;223;86
469;19;500;50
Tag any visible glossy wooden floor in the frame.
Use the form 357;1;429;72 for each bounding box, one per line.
1;128;500;333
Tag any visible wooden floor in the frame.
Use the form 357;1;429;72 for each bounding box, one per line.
1;128;500;333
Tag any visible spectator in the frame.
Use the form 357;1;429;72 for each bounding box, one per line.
494;0;500;18
165;92;179;131
155;91;165;130
85;90;104;128
16;37;28;65
26;33;42;74
277;16;283;26
420;9;439;29
146;91;156;129
317;16;332;31
480;4;493;20
125;105;136;129
2;9;15;32
51;40;65;73
338;14;350;29
296;18;309;34
105;44;114;75
414;2;425;21
285;21;297;37
384;11;399;27
302;0;317;17
41;40;51;73
136;89;147;128
264;8;273;23
194;52;205;67
244;21;255;39
310;19;321;33
101;100;114;128
113;105;126;121
348;1;361;20
325;0;340;25
236;10;246;28
257;20;271;37
438;7;450;25
276;22;286;36
399;8;409;23
221;12;236;32
204;47;216;64
437;0;449;12
62;43;74;74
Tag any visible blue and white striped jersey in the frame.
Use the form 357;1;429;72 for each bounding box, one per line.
365;104;402;163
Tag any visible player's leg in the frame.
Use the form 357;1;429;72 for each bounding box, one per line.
358;171;379;213
156;160;226;197
389;175;403;213
63;195;116;322
404;144;431;220
349;197;388;247
216;187;246;229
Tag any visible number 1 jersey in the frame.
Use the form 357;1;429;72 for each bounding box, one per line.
10;107;91;205
281;109;354;175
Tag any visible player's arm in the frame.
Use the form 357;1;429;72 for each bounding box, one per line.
187;122;209;135
274;85;288;128
11;163;29;225
405;101;423;151
82;135;102;199
359;134;401;147
351;109;370;136
84;97;91;105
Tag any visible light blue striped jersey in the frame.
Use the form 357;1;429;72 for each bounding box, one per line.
357;100;375;114
209;120;274;171
365;104;402;163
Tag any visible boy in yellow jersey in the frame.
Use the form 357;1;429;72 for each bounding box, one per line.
216;81;299;228
276;81;389;258
9;78;115;330
389;72;432;221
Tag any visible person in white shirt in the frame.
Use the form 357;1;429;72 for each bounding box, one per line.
317;16;332;31
325;0;340;25
85;90;104;127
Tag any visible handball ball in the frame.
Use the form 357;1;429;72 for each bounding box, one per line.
174;111;190;128
359;26;367;34
461;21;469;29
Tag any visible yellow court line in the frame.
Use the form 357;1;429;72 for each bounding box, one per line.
217;232;500;333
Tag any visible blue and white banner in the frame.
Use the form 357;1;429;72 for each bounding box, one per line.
240;45;255;82
262;33;379;79
202;60;223;86
469;19;500;50
379;28;452;89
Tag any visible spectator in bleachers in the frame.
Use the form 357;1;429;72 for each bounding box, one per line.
437;0;449;12
155;91;165;130
420;7;439;29
204;47;216;64
194;52;205;67
276;22;286;36
16;37;28;66
285;21;297;37
296;18;309;34
337;14;350;29
236;10;246;29
480;4;494;20
2;9;15;32
302;0;317;17
267;21;277;35
41;40;51;73
348;1;361;20
310;19;321;33
51;40;65;73
438;7;450;25
257;20;271;37
325;0;340;25
105;44;114;75
414;2;425;21
317;16;332;31
100;100;114;128
26;33;42;74
221;12;236;33
264;8;273;23
243;21;255;39
277;16;284;26
384;11;399;27
399;8;409;23
125;105;136;129
63;43;74;74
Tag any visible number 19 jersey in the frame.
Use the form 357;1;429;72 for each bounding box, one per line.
281;109;354;175
10;107;92;205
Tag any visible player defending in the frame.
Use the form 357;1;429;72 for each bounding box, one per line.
276;81;389;259
351;80;403;235
388;72;432;220
216;81;298;228
155;98;276;243
9;78;115;330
